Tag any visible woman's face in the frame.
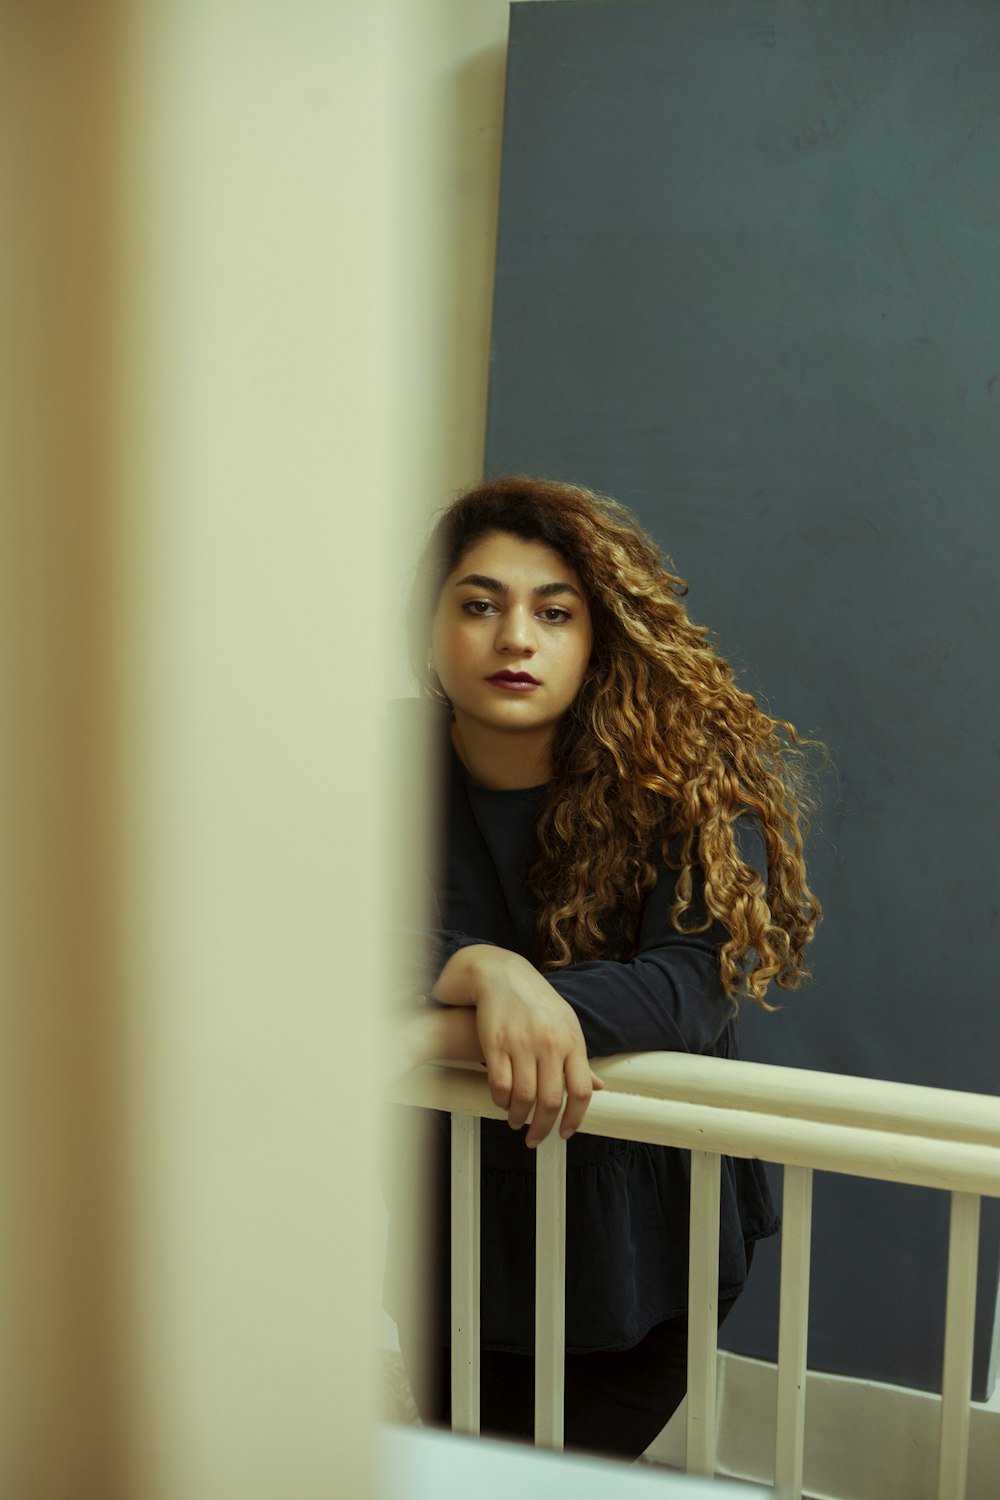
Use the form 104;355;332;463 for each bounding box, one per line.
430;531;593;746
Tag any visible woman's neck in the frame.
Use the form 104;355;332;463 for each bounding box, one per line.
449;717;552;790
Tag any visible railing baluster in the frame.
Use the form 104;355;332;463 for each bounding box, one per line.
382;1055;1000;1493
534;1130;567;1449
775;1165;813;1500
937;1191;981;1500
450;1111;481;1435
687;1148;721;1476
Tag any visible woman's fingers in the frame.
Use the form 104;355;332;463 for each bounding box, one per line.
506;1054;537;1131
473;972;601;1142
525;1054;566;1148
559;1052;596;1139
484;1047;513;1111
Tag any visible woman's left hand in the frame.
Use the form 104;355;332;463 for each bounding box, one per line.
431;944;603;1146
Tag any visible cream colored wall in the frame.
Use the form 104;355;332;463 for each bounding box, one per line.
116;6;395;1496
385;0;510;695
1;1;510;1497
1;8;126;1494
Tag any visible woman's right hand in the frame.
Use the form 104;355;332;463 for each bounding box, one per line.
431;945;603;1146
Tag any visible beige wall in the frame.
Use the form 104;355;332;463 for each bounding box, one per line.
1;7;126;1494
386;0;510;693
1;2;510;1497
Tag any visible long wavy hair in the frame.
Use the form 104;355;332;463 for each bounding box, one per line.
409;476;821;1007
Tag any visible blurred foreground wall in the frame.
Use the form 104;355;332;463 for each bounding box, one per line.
0;2;509;1496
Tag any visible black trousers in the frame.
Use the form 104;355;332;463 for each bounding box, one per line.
399;1243;752;1464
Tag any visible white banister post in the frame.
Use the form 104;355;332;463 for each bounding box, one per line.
937;1191;981;1500
450;1112;481;1435
687;1149;721;1476
534;1130;567;1450
775;1164;814;1500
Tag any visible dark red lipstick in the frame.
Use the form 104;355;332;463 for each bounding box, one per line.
487;669;540;690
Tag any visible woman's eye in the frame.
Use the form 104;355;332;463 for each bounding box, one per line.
460;600;570;622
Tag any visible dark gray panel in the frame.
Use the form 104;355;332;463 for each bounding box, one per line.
487;0;1000;1396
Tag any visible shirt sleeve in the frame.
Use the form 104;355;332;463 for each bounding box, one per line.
428;929;494;979
543;817;768;1058
398;874;495;998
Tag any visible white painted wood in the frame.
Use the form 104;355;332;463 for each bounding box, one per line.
383;1423;771;1498
775;1165;813;1500
937;1192;981;1500
389;1066;1000;1198
450;1112;481;1435
384;1057;1000;1496
591;1053;1000;1148
649;1347;1000;1500
687;1149;721;1477
534;1131;567;1450
390;1065;509;1122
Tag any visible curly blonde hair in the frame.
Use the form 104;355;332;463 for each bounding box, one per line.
410;476;821;1008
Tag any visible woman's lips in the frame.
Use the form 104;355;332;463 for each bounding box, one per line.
487;672;540;691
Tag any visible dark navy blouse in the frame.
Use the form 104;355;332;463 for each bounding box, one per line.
385;704;779;1355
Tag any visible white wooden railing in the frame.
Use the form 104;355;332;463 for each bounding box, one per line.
388;1054;1000;1500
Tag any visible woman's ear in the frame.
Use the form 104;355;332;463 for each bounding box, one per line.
424;651;451;709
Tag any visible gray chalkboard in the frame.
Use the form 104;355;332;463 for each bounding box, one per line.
485;0;1000;1397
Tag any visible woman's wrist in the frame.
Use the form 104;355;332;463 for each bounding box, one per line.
432;942;520;1006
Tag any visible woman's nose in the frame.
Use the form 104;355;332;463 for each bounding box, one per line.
494;606;536;654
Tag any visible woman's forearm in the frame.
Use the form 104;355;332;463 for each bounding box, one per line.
394;1003;483;1069
385;1003;483;1083
430;1004;485;1064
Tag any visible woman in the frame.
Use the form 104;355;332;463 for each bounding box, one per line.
386;475;820;1461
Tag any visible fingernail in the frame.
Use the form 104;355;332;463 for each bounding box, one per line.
560;1127;575;1140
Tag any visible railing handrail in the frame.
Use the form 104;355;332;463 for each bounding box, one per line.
590;1051;1000;1147
388;1055;1000;1198
385;1049;997;1498
394;1049;1000;1146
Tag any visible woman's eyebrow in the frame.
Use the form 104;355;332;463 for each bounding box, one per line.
454;573;583;601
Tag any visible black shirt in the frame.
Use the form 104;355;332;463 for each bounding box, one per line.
385;703;779;1354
